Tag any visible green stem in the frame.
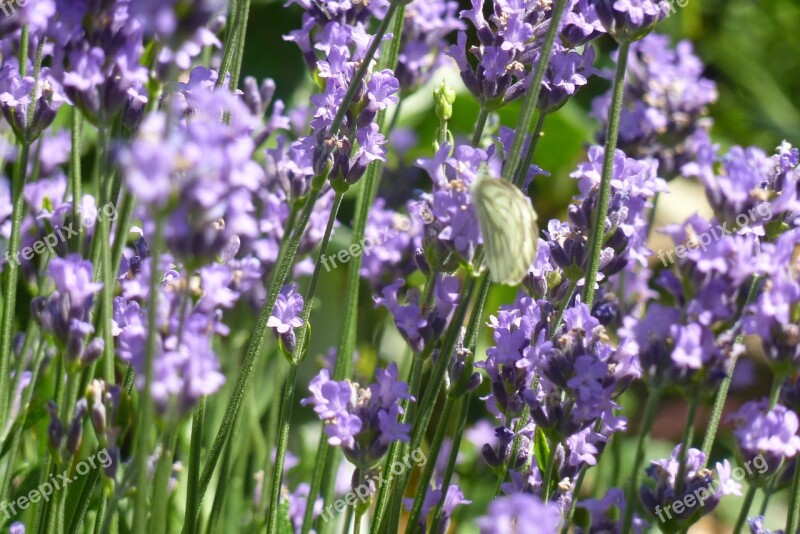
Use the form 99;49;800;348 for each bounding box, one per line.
501;0;568;183
700;276;763;466
192;176;325;525
312;6;408;528
184;396;206;534
769;373;783;409
132;217;165;532
733;484;757;533
216;0;243;89
266;188;342;532
229;0;252;91
266;363;300;533
786;457;800;533
51;369;81;533
561;466;589;534
582;39;631;307
69;109;83;253
406;395;456;530
674;390;699;496
381;278;478;532
0;339;46;499
327;0;401;137
430;394;470;533
620;386;661;533
110;191;134;279
471;107;489;147
541;439;559;502
512;112;547;188
150;429;178;530
0;142;30;426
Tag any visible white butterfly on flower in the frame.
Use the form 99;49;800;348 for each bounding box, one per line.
472;166;539;286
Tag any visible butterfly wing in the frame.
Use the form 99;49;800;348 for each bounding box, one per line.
473;178;539;285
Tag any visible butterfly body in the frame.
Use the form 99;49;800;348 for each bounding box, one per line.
472;174;539;285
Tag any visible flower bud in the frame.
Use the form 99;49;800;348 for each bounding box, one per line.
434;82;456;122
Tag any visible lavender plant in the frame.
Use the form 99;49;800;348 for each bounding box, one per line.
0;0;798;533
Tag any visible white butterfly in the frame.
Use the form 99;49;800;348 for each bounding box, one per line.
472;169;539;285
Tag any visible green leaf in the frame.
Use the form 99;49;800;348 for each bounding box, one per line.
534;426;550;475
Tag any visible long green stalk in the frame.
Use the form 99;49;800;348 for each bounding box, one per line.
266;190;343;532
406;395;456;530
132;217;165;532
0;143;30;426
620;386;661;532
308;5;408;530
500;0;569;183
184;396;206;534
700;276;762;466
582;40;631;307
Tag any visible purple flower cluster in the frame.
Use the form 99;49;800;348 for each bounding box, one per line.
592;33;718;175
284;0;400;186
32;255;104;366
113;254;228;416
374;274;461;354
640;446;740;530
447;0;598;110
302;363;413;470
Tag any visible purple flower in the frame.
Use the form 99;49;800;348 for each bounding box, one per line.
639;445;721;529
728;399;800;477
590;0;669;42
302;363;413;469
0;64;65;143
32;255;104;365
477;493;562;534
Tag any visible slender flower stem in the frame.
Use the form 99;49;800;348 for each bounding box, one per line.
184;396;206;534
194;0;399;519
381;278;479;532
701;276;763;466
786;456;800;533
512;112;547;188
69;109;83;253
674;390;699;496
151;429;178;529
229;0;252;91
493;280;577;493
132;217;165;532
407;395;456;530
266;190;342;532
266;363;299;533
311;6;408;529
0;142;29;426
327;0;401;137
621;386;661;532
501;0;568;183
216;0;243;89
471;107;489;147
582;39;631;307
430;394;470;532
192;176;323;525
733;484;757;533
768;373;783;409
541;440;559;501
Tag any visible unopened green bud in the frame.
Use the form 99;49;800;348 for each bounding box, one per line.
434;82;456;122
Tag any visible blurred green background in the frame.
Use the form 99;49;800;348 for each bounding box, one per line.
234;0;800;531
